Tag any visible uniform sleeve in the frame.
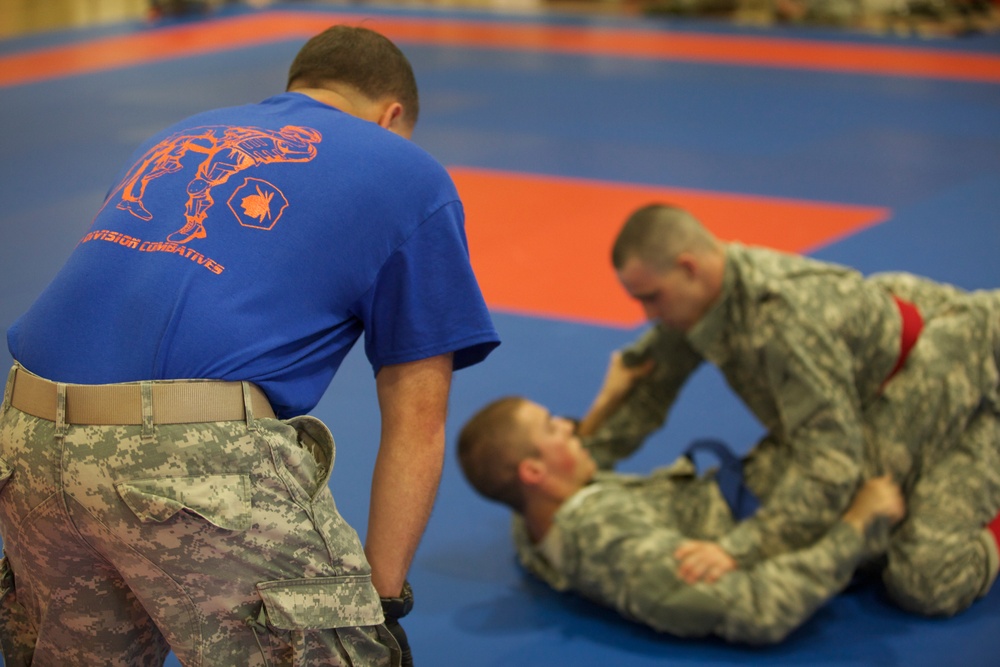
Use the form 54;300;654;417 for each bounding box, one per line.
720;318;865;565
699;522;865;644
583;326;703;469
354;200;500;375
572;520;865;644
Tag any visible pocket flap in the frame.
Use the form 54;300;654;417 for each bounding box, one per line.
115;474;251;531
257;575;383;630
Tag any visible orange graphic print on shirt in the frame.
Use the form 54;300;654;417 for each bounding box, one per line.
108;125;321;243
228;178;289;231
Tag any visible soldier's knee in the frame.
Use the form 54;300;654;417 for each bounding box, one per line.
882;544;986;617
884;573;973;616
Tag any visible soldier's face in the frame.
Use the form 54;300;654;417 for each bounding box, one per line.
617;256;703;332
516;401;595;485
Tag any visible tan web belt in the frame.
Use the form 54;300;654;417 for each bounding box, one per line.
7;366;275;425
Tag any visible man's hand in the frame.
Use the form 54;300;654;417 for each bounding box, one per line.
381;581;414;667
602;350;656;400
383;617;412;667
577;351;656;437
674;540;737;584
841;475;906;534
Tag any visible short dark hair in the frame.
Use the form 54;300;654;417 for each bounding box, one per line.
287;24;420;126
457;396;536;514
612;203;716;272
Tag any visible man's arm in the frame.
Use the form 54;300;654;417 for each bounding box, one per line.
366;353;453;597
583;326;702;468
717;328;867;565
677;319;869;582
576;351;655;437
625;478;904;644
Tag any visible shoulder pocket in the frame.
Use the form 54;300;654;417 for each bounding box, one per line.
115;474;252;531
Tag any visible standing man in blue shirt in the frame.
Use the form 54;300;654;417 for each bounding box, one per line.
1;24;499;666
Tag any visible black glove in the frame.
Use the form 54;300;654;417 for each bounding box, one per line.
381;581;414;667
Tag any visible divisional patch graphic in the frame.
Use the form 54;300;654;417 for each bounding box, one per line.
107;124;321;243
229;178;289;230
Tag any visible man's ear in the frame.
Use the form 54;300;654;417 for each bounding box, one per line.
676;252;698;279
518;457;546;487
376;102;410;137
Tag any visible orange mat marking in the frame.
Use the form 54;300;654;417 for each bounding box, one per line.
452;167;890;327
3;11;1000;88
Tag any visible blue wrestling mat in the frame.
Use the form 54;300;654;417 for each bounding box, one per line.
0;2;998;664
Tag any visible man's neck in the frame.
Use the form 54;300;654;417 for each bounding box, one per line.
288;87;361;117
688;244;728;329
522;479;588;543
522;498;561;544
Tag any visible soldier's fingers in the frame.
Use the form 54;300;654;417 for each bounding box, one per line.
679;553;713;584
679;564;703;584
674;541;698;559
676;554;700;583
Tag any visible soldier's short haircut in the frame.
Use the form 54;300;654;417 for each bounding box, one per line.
287;24;420;126
457;396;537;514
612;203;717;272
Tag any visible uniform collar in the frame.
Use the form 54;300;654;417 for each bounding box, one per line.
686;244;738;363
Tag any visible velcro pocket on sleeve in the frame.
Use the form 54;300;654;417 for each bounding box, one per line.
115;474;252;531
764;341;830;436
256;575;383;630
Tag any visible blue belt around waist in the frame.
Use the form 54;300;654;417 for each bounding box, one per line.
684;438;760;521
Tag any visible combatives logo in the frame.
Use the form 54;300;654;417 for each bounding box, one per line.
83;124;322;275
106;124;320;242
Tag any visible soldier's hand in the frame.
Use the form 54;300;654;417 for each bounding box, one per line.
674;540;737;584
381;581;414;667
842;475;906;534
383;616;413;667
601;350;655;400
577;351;656;437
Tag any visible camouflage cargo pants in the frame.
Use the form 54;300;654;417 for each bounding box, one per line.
744;284;1000;617
864;282;1000;616
0;366;398;666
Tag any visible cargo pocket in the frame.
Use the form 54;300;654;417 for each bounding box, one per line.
0;457;13;496
250;575;393;667
115;474;252;531
283;415;335;499
0;556;36;667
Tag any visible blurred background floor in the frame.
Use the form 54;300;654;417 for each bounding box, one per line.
0;0;148;37
2;0;998;39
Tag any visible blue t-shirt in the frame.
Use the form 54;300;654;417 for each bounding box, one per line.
8;93;499;417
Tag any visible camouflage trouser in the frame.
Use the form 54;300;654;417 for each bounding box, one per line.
865;279;1000;616
0;367;398;666
743;285;1000;617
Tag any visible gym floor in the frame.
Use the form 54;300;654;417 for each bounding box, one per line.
1;1;998;664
